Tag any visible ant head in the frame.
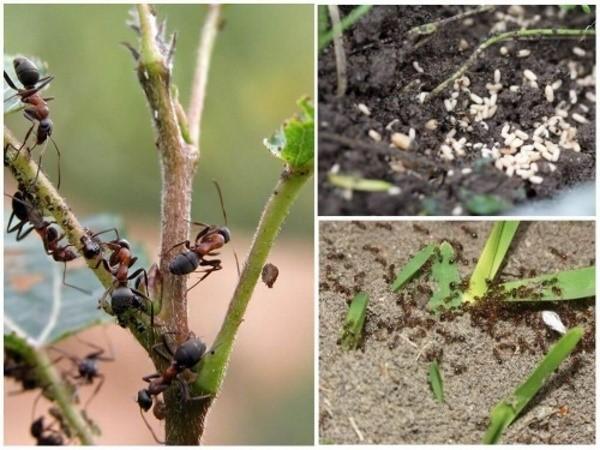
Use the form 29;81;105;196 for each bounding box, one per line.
46;226;60;241
13;57;40;87
116;239;131;249
173;337;207;370
30;417;44;438
217;227;231;243
137;389;153;412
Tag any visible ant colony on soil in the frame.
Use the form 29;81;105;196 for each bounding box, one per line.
318;6;596;216
319;221;595;444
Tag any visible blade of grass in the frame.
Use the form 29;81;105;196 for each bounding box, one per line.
483;326;584;444
502;266;595;301
428;359;444;403
428;241;461;311
463;221;519;303
340;292;369;351
328;173;397;193
391;244;436;292
318;6;372;50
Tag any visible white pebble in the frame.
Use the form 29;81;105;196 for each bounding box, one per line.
357;103;371;116
470;93;483;104
425;119;438;130
542;311;566;334
544;85;554;103
461;167;473;175
368;129;382;142
391;132;412;150
494;69;501;84
529;175;544;184
418;92;429;104
523;69;537;81
585;91;596;102
551;80;563;90
500;46;508;56
509;85;520;92
413;61;424;73
572;46;586;57
572;113;588;124
518;49;531;58
569;89;577;104
515;130;529;141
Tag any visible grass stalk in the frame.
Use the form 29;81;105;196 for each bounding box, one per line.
340;292;369;350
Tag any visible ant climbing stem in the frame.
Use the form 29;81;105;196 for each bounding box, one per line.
4;57;62;189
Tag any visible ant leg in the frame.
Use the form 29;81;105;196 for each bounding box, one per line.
15;76;55;97
62;262;92;295
176;376;212;403
16;224;36;241
142;372;162;383
128;268;148;286
150;342;173;363
82;374;104;409
91;227;120;241
138;408;165;444
13;121;35;161
93;257;113;274
161;240;192;258
3;70;18;90
33;140;50;189
49;136;61;190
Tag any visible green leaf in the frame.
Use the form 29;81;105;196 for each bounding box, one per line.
318;6;373;50
428;241;461;311
463;221;519;303
428;359;444;403
464;194;511;215
4;54;49;115
340;292;368;351
4;214;143;346
502;267;595;302
391;244;436;292
328;173;397;193
263;97;314;170
483;327;584;444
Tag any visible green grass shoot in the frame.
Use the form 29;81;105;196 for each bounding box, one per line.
328;173;397;193
502;266;595;302
318;5;372;50
428;241;461;311
483;326;584;444
428;359;444;403
391;244;436;292
463;221;519;303
340;292;369;351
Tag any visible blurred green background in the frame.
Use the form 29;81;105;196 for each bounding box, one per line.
4;4;314;235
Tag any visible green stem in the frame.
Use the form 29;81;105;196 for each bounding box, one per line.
33;349;96;444
429;28;595;99
318;5;372;50
197;167;311;393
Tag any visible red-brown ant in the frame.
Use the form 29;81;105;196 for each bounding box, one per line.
548;247;568;261
4;57;61;188
460;224;478;239
164;181;238;291
30;416;65;445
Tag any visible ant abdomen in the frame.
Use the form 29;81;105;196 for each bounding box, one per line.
137;389;153;411
13;57;40;87
173;337;206;369
168;250;199;275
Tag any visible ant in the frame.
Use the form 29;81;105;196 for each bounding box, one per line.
548;247;568;261
164;181;238;291
95;239;153;327
136;335;212;442
460;225;478;239
30;416;65;445
80;227;120;260
412;224;430;235
50;336;114;409
5;184;45;241
4;57;61;188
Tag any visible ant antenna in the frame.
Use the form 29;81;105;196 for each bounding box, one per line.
212;180;241;277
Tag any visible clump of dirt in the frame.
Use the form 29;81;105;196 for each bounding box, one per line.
319;221;595;444
319;6;596;215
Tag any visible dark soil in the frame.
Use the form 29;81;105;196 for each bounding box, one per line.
319;221;595;444
318;6;596;215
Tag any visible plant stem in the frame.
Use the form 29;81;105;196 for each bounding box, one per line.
328;5;348;97
318;5;372;50
407;6;494;42
32;347;96;444
428;28;595;99
173;166;311;440
188;4;221;148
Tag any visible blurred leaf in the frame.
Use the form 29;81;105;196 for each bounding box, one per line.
4;54;49;115
428;359;444;403
263;97;314;170
464;193;510;215
391;243;435;292
4;214;145;346
428;241;461;311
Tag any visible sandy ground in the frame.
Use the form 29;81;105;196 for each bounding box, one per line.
319;221;594;444
5;224;314;445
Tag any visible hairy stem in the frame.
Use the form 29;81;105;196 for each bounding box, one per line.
407;6;495;41
428;28;595;99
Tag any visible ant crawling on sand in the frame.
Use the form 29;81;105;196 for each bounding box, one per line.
136;335;212;443
164;181;239;291
4;56;62;188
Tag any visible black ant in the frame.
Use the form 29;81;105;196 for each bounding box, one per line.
412;224;430;235
80;227;120;260
96;239;153;327
164;182;238;292
548;247;568;261
136;335;212;442
5;184;45;241
4;57;61;188
30;416;65;445
50;336;114;409
460;225;478;239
